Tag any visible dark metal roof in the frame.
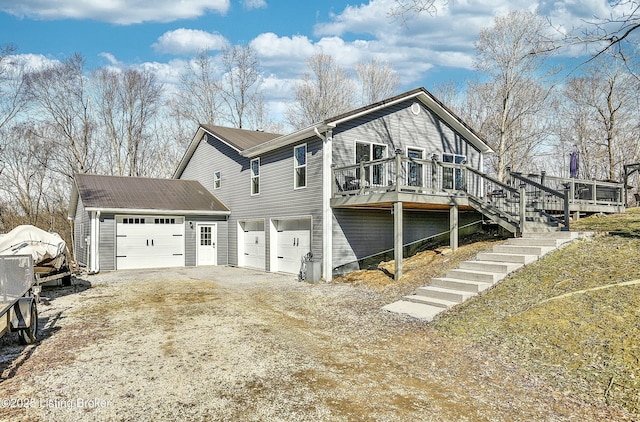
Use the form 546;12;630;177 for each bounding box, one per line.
200;124;282;151
74;173;229;213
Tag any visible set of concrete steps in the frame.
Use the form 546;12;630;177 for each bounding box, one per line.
383;231;592;321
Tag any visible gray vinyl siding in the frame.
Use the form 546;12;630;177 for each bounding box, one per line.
180;132;324;271
99;214;115;271
184;217;229;266
332;99;481;170
332;209;482;273
73;198;90;266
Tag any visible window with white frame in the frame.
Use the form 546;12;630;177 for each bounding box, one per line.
250;158;260;195
442;153;466;190
214;170;221;189
294;144;307;189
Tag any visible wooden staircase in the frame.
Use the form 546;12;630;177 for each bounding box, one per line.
383;231;593;321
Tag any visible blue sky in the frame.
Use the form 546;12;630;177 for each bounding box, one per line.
0;0;625;125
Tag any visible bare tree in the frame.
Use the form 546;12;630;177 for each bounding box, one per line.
388;0;439;22
560;56;639;181
173;50;223;127
355;58;399;104
219;45;265;129
286;53;355;129
0;124;52;225
93;67;163;176
472;10;557;181
24;53;97;177
0;44;28;132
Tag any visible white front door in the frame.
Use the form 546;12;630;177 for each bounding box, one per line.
196;223;217;266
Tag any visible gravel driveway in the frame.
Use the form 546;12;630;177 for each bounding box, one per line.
0;266;632;421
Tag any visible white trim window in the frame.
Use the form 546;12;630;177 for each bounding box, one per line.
294;144;307;189
442;153;466;190
250;158;260;195
214;170;221;189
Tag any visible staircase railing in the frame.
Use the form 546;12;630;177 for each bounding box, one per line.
508;171;570;230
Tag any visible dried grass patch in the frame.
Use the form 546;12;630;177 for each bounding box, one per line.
434;235;640;415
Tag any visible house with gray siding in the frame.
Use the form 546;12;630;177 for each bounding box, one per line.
174;87;494;280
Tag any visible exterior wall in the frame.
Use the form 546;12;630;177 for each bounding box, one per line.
86;212;226;271
73;197;90;266
99;214;115;271
332;209;482;273
185;216;229;266
179;132;324;271
332;99;482;170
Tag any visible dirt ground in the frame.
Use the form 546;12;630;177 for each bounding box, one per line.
0;265;634;421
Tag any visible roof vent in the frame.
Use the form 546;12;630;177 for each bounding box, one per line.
411;102;421;115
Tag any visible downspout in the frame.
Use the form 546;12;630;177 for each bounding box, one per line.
318;126;333;282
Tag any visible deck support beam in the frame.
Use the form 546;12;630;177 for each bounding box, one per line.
393;201;403;280
450;202;458;251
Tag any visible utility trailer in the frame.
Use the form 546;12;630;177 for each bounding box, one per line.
0;255;40;345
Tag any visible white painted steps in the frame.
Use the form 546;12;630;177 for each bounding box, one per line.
383;231;593;321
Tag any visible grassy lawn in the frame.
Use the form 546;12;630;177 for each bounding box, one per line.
433;208;640;415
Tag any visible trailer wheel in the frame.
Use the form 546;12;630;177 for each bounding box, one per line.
18;300;38;345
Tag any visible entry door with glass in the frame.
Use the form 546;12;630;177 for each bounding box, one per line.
407;148;425;187
355;142;387;187
197;223;217;266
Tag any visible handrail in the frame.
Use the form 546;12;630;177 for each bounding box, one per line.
465;166;517;193
510;172;565;199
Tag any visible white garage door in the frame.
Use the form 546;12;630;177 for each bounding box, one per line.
275;219;311;274
240;220;265;270
116;216;184;270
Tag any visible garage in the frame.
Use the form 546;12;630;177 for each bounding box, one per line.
273;218;311;274
116;216;185;270
239;220;265;270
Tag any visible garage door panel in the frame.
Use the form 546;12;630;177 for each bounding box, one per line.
242;230;265;270
276;224;311;274
116;216;184;270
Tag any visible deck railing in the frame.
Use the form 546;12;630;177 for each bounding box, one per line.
512;172;625;207
332;157;625;233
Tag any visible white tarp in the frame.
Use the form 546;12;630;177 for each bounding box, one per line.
0;225;66;268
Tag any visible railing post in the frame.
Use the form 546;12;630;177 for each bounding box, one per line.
431;154;438;193
563;185;570;231
519;183;526;235
395;150;402;192
359;161;366;194
591;179;597;203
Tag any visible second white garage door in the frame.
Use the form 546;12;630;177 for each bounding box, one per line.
116;216;184;270
274;218;311;274
239;220;265;270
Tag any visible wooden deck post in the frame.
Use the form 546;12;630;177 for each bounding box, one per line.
450;202;458;251
394;201;403;280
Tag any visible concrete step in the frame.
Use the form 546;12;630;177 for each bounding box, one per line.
521;231;584;239
382;300;444;321
458;260;522;274
430;277;494;293
402;294;458;309
475;252;538;264
492;244;554;256
506;237;566;247
445;268;500;283
415;286;475;303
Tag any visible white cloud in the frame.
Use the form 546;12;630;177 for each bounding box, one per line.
1;53;59;75
153;29;229;55
0;0;231;25
242;0;267;10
